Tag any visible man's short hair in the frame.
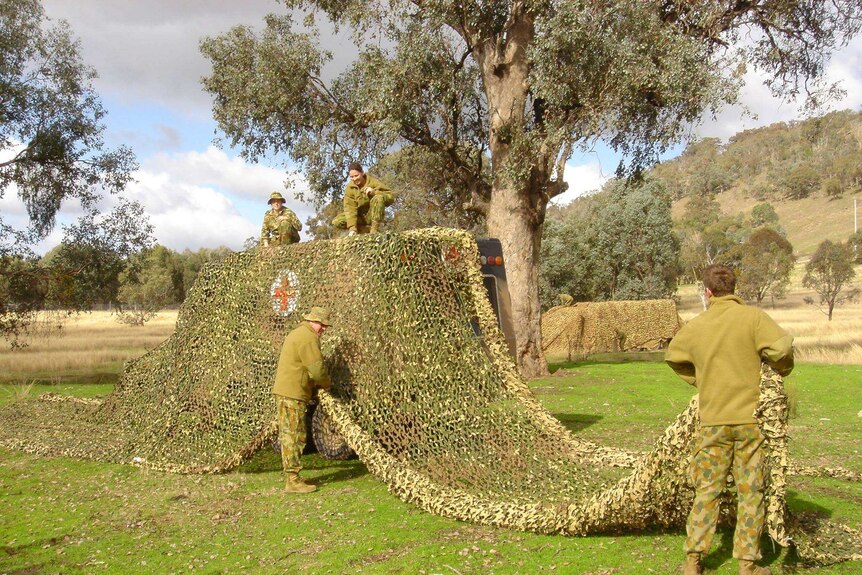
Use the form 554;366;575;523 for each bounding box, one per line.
347;161;364;173
703;264;736;296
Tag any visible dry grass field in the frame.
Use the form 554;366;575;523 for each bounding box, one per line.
2;258;861;382
677;262;862;365
0;310;178;382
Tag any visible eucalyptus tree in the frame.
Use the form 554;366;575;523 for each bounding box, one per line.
803;239;859;321
1;0;147;345
720;227;795;307
1;0;137;249
202;0;862;376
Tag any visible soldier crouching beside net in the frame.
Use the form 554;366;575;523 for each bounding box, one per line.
331;161;394;235
666;264;794;575
273;307;333;493
260;191;302;246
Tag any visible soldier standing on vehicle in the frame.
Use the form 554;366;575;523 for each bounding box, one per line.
261;192;302;246
665;264;794;575
331;162;394;235
273;307;332;493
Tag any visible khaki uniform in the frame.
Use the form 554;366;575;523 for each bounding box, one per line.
332;174;394;233
273;323;331;475
261;207;302;246
666;294;794;562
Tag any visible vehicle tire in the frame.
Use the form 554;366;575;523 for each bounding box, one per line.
311;403;355;460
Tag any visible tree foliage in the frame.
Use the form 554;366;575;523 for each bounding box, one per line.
540;177;680;307
1;0;145;344
750;202;780;228
116;246;180;326
675;196;748;284
1;200;153;345
720;227;795;306
802;239;859;321
201;0;862;375
376;147;487;235
1;0;137;243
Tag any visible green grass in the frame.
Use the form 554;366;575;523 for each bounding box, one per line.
1;360;860;574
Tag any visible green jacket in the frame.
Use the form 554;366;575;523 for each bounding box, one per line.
260;207;302;246
343;174;393;230
665;295;794;426
273;323;331;402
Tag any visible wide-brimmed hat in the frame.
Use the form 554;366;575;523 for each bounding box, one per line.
303;307;332;326
268;192;286;205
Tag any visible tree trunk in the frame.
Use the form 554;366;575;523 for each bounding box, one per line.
468;9;549;377
486;180;549;378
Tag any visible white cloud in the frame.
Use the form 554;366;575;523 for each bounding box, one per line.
144;146;307;203
553;161;611;206
40;0;353;118
127;148;318;251
696;35;862;141
41;0;284;116
3;147;319;254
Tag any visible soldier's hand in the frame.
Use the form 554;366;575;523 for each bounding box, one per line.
348;229;357;237
364;187;374;197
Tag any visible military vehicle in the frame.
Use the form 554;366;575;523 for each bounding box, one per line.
277;237;516;460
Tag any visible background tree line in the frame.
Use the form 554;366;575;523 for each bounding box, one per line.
538;180;798;311
535;107;862;315
41;244;233;324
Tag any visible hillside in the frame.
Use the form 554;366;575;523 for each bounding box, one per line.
659;109;862;256
671;188;860;257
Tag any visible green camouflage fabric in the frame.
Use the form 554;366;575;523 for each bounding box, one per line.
685;424;766;561
0;229;858;565
275;396;306;475
261;207;302;246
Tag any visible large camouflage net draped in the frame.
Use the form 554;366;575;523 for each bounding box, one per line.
0;229;859;563
542;299;681;358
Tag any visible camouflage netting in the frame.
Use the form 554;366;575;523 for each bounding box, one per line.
542;299;681;358
0;229;859;563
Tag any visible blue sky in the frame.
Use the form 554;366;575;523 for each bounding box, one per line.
7;1;862;253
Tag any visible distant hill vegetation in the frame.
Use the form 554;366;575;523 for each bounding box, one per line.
652;109;862;256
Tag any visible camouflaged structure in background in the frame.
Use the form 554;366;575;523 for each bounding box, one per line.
0;228;859;563
542;299;682;358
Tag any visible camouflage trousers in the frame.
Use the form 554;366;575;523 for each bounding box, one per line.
685;423;766;561
332;192;394;231
269;221;300;246
275;395;307;475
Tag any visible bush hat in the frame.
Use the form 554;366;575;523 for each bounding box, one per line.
303;307;332;326
268;192;286;205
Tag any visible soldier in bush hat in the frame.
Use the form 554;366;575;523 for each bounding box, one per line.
273;307;332;493
666;264;794;575
260;191;302;247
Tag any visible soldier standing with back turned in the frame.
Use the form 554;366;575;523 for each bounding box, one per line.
665;264;794;575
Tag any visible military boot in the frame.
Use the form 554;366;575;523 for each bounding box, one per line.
284;473;316;493
369;221;380;233
679;553;702;575
738;559;771;575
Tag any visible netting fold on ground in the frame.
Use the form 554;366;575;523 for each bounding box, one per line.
0;228;859;562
